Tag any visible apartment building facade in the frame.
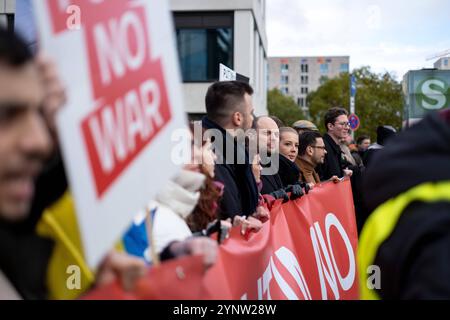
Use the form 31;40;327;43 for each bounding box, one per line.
268;56;350;110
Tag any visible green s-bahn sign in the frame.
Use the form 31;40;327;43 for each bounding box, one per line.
403;69;450;127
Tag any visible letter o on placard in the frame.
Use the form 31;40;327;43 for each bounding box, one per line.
119;11;147;71
325;213;355;291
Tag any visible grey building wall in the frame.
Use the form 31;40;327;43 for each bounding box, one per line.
0;0;15;29
434;57;450;70
268;56;350;110
170;0;268;116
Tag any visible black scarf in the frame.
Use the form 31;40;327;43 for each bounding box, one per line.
278;154;300;187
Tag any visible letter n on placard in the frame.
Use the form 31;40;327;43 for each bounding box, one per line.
310;213;356;300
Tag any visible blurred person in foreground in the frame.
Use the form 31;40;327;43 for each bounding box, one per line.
0;28;57;300
0;29;152;300
359;108;450;299
0;29;216;300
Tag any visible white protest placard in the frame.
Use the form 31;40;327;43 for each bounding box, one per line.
33;0;186;267
219;63;237;81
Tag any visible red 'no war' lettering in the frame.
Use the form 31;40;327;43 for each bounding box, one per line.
81;71;172;198
46;0;173;197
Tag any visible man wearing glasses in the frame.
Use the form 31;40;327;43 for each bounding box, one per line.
296;131;327;185
317;107;353;181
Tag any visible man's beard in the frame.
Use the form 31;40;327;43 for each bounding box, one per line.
311;155;322;167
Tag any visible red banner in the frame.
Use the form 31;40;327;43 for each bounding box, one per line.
83;256;205;300
85;180;359;300
202;179;359;300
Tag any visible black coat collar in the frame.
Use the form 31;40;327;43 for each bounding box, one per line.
278;154;300;186
324;133;342;155
202;117;258;217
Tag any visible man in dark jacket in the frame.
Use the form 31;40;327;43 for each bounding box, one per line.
254;116;284;194
202;81;259;220
359;108;450;299
254;116;304;201
317;107;353;181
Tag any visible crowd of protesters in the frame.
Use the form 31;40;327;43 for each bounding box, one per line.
0;28;449;300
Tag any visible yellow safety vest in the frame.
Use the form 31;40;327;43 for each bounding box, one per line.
358;181;450;300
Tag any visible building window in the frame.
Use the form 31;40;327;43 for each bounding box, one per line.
301;64;309;73
174;12;234;82
281;75;289;85
445;59;449;67
301;87;309;94
281;63;289;72
281;87;289;95
301;75;309;85
298;98;305;107
320;63;329;75
340;63;349;73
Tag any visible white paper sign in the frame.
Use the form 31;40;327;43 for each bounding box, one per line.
219;63;237;81
33;0;186;267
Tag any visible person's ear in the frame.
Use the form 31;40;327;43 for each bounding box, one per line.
327;122;333;131
231;111;242;127
231;112;240;127
307;145;314;157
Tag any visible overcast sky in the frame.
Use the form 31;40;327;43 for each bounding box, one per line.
266;0;450;80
